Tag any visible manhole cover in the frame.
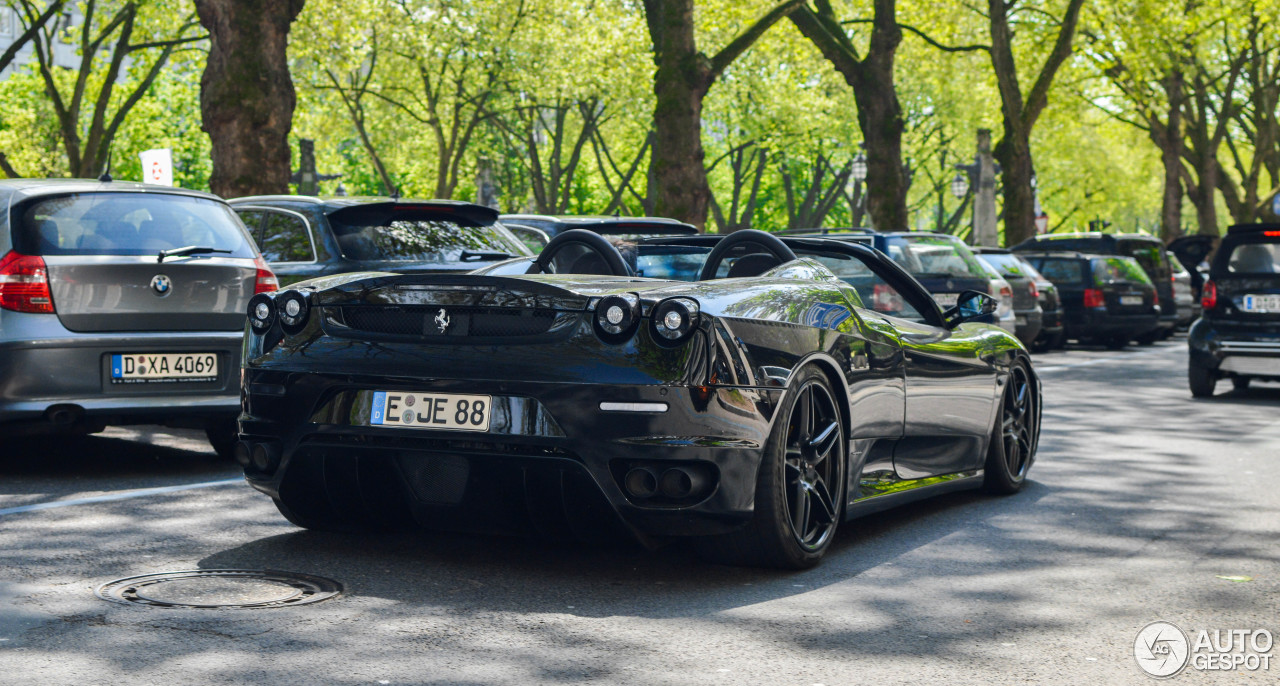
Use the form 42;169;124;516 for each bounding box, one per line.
95;569;342;608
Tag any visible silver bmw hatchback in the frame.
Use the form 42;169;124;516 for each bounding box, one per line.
0;179;276;456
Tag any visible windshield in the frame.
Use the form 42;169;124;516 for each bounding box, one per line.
1117;241;1168;280
331;213;531;262
977;252;1031;278
16;192;255;258
888;235;988;278
1028;258;1086;285
1093;257;1153;285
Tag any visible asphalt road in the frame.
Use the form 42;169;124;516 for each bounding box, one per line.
1;338;1277;685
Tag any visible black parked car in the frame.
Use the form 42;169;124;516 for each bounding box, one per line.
500;214;697;252
230;196;532;286
1012;232;1175;342
0;179;275;455
237;230;1040;569
1183;224;1280;396
1020;252;1160;348
973;248;1046;347
788;229;1018;333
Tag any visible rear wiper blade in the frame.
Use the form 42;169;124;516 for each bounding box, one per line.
459;250;514;262
157;246;233;263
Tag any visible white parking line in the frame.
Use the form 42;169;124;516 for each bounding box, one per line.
0;478;243;517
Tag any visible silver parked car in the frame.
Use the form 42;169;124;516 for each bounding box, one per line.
0;179;276;455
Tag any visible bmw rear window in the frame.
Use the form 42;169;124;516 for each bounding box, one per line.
15;192;256;257
330;212;530;262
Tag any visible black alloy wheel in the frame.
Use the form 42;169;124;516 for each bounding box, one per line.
698;366;846;569
781;378;844;551
984;359;1037;494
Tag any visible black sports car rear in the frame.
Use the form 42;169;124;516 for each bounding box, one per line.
1186;224;1280;396
237;230;1040;568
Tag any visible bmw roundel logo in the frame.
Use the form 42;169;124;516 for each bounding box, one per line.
150;274;172;296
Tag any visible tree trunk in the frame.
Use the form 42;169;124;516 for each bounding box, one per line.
1150;71;1185;243
790;0;907;233
988;0;1085;247
195;0;305;199
644;0;802;229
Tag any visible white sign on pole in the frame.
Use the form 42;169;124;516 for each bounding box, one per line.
139;148;173;186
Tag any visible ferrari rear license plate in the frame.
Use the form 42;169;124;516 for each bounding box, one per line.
370;391;492;431
1119;295;1143;306
934;292;959;307
1241;294;1280;312
111;353;218;383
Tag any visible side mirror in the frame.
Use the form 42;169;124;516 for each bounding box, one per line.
943;290;998;329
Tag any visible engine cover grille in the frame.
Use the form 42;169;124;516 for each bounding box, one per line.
336;305;559;338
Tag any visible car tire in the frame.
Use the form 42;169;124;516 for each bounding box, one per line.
1050;330;1067;350
1104;336;1128;349
205;420;238;460
698;366;845;569
1188;363;1217;397
984;358;1037;494
1231;376;1251;391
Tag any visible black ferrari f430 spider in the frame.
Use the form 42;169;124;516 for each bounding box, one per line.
237;228;1041;568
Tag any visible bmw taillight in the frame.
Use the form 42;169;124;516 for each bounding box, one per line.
1201;280;1217;310
1084;288;1106;308
0;251;55;313
254;256;279;294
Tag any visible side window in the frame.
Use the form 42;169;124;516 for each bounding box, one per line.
259;211;315;262
813;254;928;323
234;210;264;242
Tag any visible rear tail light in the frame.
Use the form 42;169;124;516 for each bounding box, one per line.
1028;280;1039;298
0;251;55;313
254;256;279;294
649;297;699;346
1084;288;1106;308
1152;290;1159;306
1201;280;1217;310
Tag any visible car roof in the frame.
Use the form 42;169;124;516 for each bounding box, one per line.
1020;231;1161;244
971;246;1012;254
777;227;873;236
0;178;224;203
231;195;498;225
1016;250;1124;261
500;214;698;235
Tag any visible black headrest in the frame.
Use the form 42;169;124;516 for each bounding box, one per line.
726;253;783;278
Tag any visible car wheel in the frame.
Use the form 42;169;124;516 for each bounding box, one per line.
1050;330;1067;350
1188;363;1217;397
984;358;1037;494
698;366;845;569
1104;336;1128;349
1231;376;1251;391
204;420;238;460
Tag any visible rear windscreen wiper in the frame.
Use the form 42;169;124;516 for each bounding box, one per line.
459;250;514;262
157;246;233;263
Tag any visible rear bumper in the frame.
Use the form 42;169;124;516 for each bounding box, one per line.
239;369;782;538
0;318;242;428
1188;319;1280;377
1013;309;1043;345
1065;310;1159;340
